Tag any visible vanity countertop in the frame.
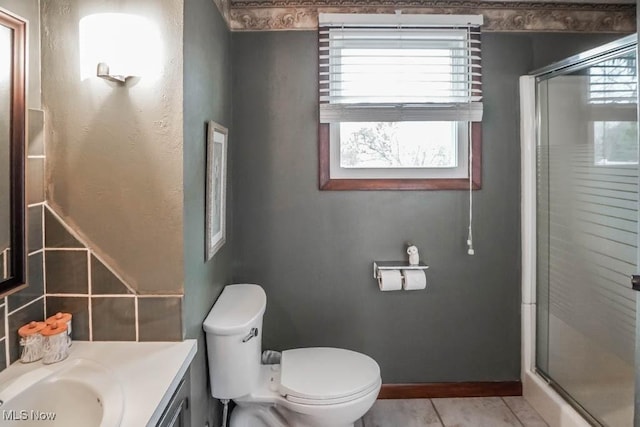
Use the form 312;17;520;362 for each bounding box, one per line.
0;340;197;427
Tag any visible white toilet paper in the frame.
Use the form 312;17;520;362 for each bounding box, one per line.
401;269;427;290
378;270;402;291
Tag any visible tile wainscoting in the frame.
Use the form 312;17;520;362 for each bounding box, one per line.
0;110;182;371
1;109;47;371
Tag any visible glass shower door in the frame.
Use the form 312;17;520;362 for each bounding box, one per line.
536;43;638;426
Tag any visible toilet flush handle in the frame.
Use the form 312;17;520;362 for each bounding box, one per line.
242;328;259;343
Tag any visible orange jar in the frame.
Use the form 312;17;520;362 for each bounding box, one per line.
46;312;72;345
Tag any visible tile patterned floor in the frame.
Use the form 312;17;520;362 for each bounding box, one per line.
360;397;548;427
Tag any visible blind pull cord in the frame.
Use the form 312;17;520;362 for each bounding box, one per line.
466;30;475;256
467;120;474;256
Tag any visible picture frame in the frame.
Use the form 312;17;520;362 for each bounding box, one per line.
205;121;228;261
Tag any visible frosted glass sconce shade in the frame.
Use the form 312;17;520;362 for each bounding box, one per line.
79;13;162;84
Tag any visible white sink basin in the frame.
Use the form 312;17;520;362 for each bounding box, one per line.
0;341;196;426
0;358;124;427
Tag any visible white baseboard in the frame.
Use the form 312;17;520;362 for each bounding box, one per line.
523;370;590;427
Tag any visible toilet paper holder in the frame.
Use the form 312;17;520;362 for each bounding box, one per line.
373;261;429;279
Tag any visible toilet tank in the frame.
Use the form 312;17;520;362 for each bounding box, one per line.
203;284;266;399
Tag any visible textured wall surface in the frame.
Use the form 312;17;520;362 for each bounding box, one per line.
183;0;233;425
41;0;184;294
231;31;620;383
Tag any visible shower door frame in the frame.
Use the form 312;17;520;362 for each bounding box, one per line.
520;34;638;427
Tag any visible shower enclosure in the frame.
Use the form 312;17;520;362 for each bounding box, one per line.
522;35;638;426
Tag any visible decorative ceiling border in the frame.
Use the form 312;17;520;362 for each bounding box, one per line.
212;1;636;32
229;0;633;6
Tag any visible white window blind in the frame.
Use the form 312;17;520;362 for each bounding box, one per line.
319;13;484;124
589;55;637;104
588;53;637;121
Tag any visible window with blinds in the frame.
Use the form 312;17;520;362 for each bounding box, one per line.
589;55;637;105
317;13;484;189
588;52;638;165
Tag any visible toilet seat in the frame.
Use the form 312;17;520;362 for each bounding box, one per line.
284;380;381;406
278;348;380;406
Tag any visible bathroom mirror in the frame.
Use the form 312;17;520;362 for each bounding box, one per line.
0;8;26;296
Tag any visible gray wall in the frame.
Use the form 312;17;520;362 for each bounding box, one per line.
528;33;622;70
183;0;232;425
231;32;621;383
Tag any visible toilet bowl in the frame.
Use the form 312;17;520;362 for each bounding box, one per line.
204;284;382;427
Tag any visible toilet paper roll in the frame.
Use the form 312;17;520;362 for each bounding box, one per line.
401;269;427;291
378;270;402;291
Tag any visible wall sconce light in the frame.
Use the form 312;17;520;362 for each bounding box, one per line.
79;13;162;85
96;62;131;84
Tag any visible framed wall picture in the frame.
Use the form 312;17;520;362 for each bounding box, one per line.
206;121;228;261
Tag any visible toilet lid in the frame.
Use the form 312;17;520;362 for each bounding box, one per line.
279;348;380;402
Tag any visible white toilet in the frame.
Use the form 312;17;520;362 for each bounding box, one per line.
203;284;382;427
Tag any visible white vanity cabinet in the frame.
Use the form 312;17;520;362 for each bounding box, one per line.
157;368;191;427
